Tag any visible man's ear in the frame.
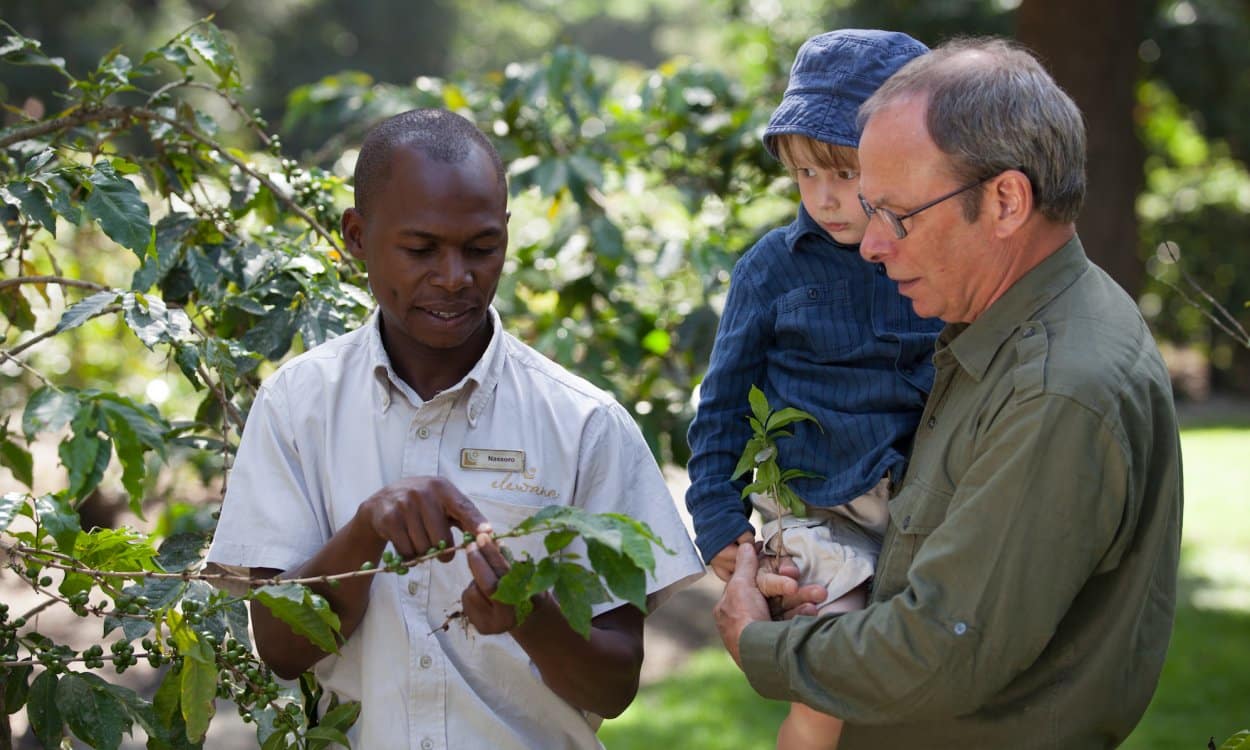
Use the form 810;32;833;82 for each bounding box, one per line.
341;208;366;261
992;169;1033;239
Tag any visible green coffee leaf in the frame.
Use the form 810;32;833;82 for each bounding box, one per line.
0;492;23;534
254;583;342;654
767;406;823;432
57;672;129;750
3;664;32;715
587;539;646;611
730;436;765;481
186;23;237;85
122;292;194;348
543;528;577;554
157;532;209;572
88;674;162;745
7;180;56;232
552;561;609;639
224;598;253;652
0;284;36;330
34;493;81;553
22;386;80;439
493;557;536;622
27;669;63;748
1218;731;1250;750
60;405;111;501
55;290;119;334
0;434;33;487
171;619;218;743
85;161;153;257
306;726;352;749
748;384;770;426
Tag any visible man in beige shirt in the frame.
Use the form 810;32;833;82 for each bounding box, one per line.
715;38;1183;749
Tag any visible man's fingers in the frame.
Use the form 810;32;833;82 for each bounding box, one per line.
464;543;500;595
731;538;759;582
474;539;510;577
756;570;799;598
440;485;492;540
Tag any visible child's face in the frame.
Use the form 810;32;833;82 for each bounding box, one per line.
794;163;868;246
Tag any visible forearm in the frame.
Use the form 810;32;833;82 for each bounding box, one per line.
250;513;387;679
510;597;644;718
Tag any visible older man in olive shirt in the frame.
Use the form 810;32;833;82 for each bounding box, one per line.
714;38;1183;749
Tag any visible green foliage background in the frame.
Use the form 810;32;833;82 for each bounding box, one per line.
1;0;1248;747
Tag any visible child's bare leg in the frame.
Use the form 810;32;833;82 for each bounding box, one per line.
777;701;843;750
774;582;869;749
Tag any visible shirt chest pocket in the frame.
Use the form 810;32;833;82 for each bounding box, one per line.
872;480;952;600
775;280;857;361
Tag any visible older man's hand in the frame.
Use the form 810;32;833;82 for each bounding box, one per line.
756;555;827;620
713;542;772;668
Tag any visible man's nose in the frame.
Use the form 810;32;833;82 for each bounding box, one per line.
432;251;471;290
859;219;891;264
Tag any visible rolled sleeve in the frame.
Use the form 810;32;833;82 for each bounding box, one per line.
575;402;705;615
740;393;1131;723
206;379;330;572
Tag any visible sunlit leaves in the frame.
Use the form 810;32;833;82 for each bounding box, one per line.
55;290;120;334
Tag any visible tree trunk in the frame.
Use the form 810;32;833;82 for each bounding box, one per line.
1017;0;1151;299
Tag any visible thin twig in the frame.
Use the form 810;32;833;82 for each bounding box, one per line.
1;523;550;591
0;275;110;293
2;303;121;358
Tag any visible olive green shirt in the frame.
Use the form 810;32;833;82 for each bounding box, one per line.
741;236;1183;749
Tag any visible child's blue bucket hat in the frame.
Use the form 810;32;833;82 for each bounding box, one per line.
763;29;929;159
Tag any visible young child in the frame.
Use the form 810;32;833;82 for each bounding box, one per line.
685;29;942;749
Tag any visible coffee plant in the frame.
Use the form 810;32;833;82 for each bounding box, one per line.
0;17;768;748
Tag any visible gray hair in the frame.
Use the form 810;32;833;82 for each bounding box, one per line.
858;37;1086;224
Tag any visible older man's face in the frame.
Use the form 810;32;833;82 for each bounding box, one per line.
856;96;1002;324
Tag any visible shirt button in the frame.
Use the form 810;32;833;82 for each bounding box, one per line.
901;515;911;530
876;263;886;275
1022;327;1036;338
419;654;433;669
927;416;936;429
807;288;818;299
421;739;434;750
417;426;430;439
408;580;418;595
953;621;968;635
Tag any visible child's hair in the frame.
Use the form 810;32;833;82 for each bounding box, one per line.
772;133;860;174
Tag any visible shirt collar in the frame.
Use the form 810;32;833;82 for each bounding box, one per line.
942;235;1089;381
368;306;505;425
784;203;859;254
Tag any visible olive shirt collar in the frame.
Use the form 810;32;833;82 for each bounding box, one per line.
939;235;1089;382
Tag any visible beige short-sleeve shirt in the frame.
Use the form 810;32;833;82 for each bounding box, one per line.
207;308;705;749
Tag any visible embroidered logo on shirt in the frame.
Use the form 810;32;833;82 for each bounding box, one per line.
460;448;526;472
490;467;559;499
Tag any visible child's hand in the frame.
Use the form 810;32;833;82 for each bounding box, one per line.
709;531;757;582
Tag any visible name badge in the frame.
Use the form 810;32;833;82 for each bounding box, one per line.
461;448;526;472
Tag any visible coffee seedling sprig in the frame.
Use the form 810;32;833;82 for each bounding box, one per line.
731;385;823;518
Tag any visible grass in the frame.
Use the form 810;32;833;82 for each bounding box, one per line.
600;424;1250;749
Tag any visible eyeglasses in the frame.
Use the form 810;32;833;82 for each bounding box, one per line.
858;174;993;240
